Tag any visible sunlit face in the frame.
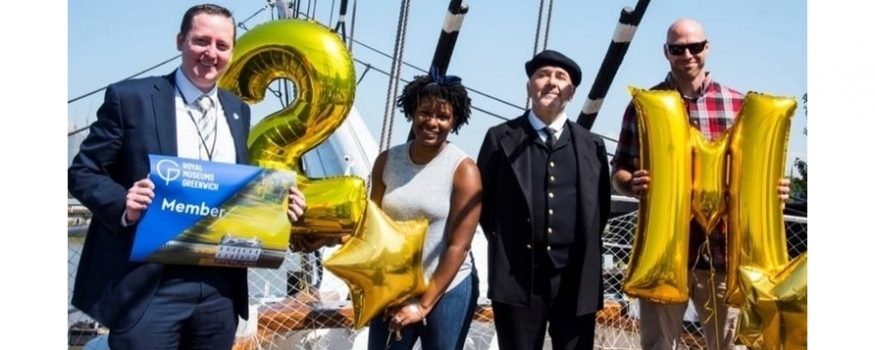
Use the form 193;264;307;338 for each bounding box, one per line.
526;66;575;118
412;97;455;149
664;23;709;83
176;13;235;92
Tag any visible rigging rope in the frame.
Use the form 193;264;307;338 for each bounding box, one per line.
378;0;412;152
352;59;514;125
356;63;372;85
329;0;335;24
349;55;618;146
352;38;522;113
532;0;545;58
527;0;547;110
67;54;180;105
67;2;620;146
541;0;555;51
349;0;358;54
67;5;267;105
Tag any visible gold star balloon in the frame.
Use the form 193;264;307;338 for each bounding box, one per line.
736;252;807;350
323;200;429;329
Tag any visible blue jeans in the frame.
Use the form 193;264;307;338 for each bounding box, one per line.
368;271;479;350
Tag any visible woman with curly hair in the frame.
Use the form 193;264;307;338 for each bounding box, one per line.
367;70;482;350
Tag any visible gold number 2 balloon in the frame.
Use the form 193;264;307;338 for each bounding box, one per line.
219;20;365;237
219;19;434;332
622;88;796;306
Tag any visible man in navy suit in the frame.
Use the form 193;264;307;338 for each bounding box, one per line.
477;50;611;350
68;4;306;349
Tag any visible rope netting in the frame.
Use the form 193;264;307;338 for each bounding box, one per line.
68;206;806;349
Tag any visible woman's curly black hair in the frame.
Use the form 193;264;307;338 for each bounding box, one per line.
395;74;472;134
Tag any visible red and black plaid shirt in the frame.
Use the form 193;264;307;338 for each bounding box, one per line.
612;72;744;270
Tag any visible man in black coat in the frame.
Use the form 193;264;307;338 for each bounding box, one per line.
477;49;611;350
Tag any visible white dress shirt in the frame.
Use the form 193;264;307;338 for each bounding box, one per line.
174;68;237;164
527;109;568;142
122;69;240;226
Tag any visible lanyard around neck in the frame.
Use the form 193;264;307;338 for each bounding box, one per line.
176;84;218;161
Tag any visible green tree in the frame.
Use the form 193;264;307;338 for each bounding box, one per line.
792;157;807;199
791;93;807;200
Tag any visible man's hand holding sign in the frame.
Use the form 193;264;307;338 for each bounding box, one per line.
128;155;303;268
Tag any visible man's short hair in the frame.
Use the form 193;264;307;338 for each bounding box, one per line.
179;4;236;41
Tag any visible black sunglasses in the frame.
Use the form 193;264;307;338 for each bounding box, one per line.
666;41;708;56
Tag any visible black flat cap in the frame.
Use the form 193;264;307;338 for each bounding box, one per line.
525;49;582;87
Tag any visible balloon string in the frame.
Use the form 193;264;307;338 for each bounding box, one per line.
385;328;402;349
701;235;722;350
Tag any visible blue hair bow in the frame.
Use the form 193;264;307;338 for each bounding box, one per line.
427;66;462;87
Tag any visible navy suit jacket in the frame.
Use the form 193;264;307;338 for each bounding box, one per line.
477;114;611;316
68;72;252;332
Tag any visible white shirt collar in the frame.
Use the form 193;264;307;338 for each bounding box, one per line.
526;110;568;136
174;67;218;105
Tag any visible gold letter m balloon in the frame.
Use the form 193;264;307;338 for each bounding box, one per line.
622;88;797;307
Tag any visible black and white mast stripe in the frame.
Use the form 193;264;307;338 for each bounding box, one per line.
406;0;470;141
430;0;469;77
333;0;350;42
576;0;651;130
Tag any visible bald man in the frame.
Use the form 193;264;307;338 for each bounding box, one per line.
611;18;790;350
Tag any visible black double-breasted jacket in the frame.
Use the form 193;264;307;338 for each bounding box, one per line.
477;114;611;315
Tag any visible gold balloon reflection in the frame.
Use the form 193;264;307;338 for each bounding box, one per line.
323;201;429;329
691;128;729;235
292;175;367;237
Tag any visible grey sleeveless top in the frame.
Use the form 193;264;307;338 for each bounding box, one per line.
381;141;473;291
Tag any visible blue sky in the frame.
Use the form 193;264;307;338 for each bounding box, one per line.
67;0;807;174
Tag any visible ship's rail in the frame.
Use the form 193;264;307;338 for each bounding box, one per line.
67;202;807;349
